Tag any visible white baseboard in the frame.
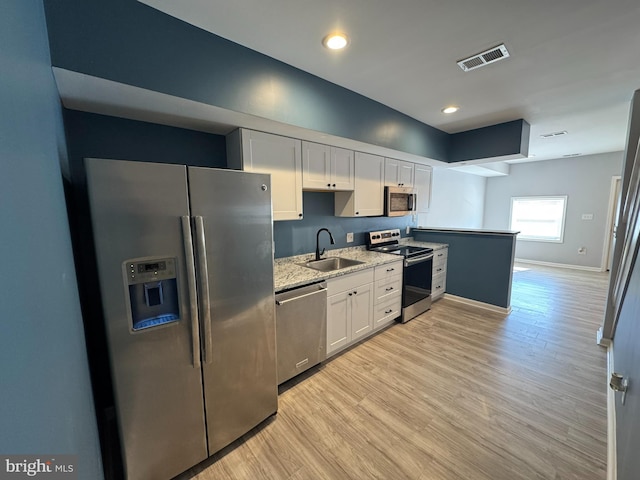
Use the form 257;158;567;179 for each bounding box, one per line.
597;326;612;347
443;293;512;314
515;258;603;272
607;343;616;480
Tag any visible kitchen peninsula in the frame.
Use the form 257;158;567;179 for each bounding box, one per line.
412;227;519;311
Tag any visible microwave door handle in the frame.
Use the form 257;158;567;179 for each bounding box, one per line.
181;216;201;369
194;216;213;365
408;193;416;211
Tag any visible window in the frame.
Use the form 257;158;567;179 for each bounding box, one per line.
510;196;567;242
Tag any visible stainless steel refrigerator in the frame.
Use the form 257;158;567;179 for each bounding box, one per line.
84;158;278;480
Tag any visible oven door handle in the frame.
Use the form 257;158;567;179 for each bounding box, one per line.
404;253;434;267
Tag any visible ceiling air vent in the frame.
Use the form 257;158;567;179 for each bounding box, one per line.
540;131;568;138
457;44;510;72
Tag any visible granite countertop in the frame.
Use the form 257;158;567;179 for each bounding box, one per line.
400;238;448;251
274;241;448;292
274;246;402;292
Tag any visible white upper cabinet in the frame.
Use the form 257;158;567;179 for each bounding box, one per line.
384;158;415;188
331;147;355;190
227;129;303;221
414;164;433;213
302;141;354;191
335;152;384;217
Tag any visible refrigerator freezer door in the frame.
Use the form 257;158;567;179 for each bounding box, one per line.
188;167;278;455
85;159;208;480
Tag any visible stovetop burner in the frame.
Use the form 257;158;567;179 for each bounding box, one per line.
366;229;432;258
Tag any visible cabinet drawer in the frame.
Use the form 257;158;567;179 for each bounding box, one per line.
374;261;403;282
433;263;447;276
327;268;374;296
432;273;447;299
374;296;401;326
433;248;448;264
374;276;402;302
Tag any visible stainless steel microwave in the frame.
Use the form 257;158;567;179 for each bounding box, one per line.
384;186;417;216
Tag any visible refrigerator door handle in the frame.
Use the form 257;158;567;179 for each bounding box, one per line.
181;216;201;369
194;216;213;365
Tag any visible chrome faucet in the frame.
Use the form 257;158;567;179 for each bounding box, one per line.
315;228;335;261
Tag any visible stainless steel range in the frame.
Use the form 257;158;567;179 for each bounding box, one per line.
367;229;434;323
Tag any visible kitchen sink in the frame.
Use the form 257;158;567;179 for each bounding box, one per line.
300;257;365;272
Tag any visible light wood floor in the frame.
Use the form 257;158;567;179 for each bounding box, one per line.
178;264;609;480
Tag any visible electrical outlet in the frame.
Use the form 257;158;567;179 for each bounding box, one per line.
406;226;411;235
346;232;354;243
582;214;594;220
578;247;587;255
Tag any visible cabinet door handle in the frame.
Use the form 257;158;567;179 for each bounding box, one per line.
385;309;393;314
437;268;443;272
386;268;395;272
332;183;336;187
348;293;353;296
385;287;394;291
353;291;358;295
438;253;443;257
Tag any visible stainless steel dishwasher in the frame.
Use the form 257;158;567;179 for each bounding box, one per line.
275;281;327;385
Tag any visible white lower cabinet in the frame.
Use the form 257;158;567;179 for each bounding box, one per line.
432;247;448;301
373;260;403;329
349;283;374;341
326;269;374;357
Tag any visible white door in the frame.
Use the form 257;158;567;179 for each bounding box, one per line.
415;165;432;213
327;293;350;354
354;152;384;216
398;160;415;188
350;283;373;341
302;141;331;189
243;130;303;221
384;158;400;186
332;147;355;190
605;176;622;270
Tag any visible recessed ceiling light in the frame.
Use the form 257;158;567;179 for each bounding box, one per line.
322;33;349;50
441;106;459;114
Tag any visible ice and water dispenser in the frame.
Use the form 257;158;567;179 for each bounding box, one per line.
125;257;180;331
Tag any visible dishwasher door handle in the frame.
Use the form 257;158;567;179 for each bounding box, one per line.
276;286;326;306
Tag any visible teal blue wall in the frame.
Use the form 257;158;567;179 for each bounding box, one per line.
43;0;529;164
450;119;530;163
274;192;416;258
60;110;414;259
43;0;450;161
0;1;103;477
413;230;517;308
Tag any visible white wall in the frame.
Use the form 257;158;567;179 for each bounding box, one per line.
418;167;487;228
483;152;623;269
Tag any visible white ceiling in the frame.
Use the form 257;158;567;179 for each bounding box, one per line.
137;0;640;163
